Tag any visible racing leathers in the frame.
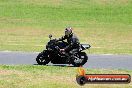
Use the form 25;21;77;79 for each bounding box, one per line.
58;33;80;53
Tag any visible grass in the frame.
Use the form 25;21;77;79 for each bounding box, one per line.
0;65;132;88
0;1;131;88
0;0;132;54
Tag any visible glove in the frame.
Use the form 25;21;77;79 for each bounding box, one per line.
60;49;65;54
60;49;65;52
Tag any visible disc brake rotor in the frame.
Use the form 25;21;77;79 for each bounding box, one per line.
39;55;46;62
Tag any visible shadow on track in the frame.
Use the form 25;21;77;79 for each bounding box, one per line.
33;64;75;67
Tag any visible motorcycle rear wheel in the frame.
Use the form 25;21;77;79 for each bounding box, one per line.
72;52;88;67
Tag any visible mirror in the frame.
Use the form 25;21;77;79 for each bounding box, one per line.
49;34;52;39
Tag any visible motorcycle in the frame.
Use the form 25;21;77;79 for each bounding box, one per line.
36;34;91;67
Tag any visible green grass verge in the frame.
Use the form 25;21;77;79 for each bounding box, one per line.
0;0;132;54
0;65;131;88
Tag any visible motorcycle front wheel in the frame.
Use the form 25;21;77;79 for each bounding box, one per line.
36;51;50;65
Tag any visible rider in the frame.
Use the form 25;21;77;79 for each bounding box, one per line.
58;27;80;54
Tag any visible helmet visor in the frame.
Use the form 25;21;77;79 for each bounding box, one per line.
65;30;69;36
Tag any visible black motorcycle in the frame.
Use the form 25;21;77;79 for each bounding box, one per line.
36;34;91;67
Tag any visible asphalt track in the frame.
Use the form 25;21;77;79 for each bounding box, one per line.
0;51;132;70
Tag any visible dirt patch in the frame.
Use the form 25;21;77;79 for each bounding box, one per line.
0;70;25;75
0;70;14;75
95;0;129;5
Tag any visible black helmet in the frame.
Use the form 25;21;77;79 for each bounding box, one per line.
65;27;73;36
